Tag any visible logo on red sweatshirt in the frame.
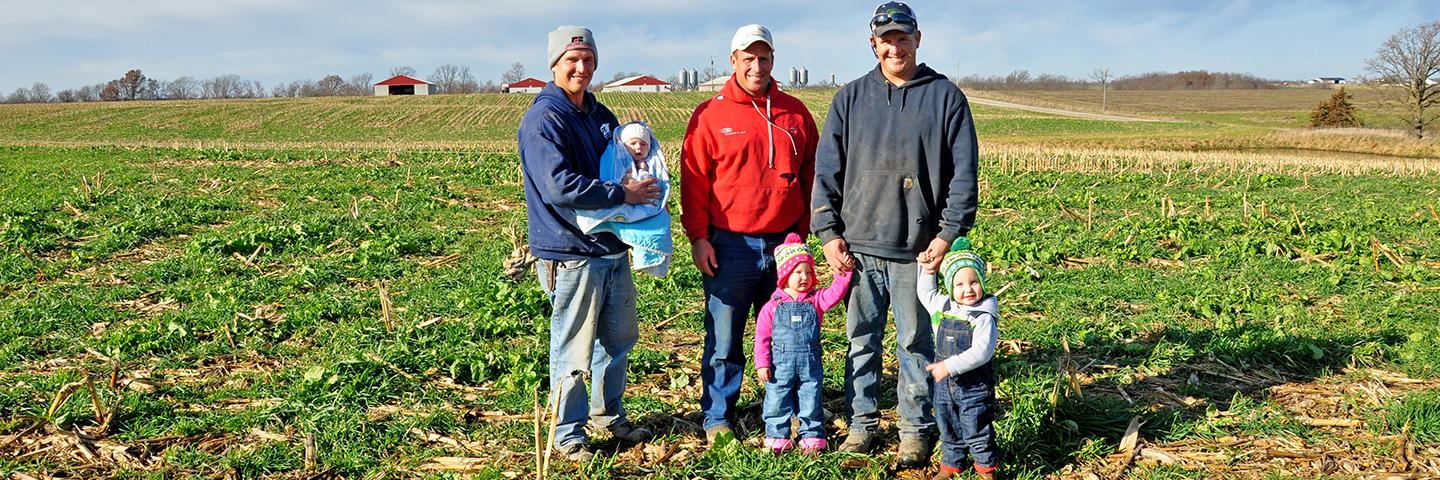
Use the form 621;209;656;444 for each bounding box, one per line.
719;127;747;136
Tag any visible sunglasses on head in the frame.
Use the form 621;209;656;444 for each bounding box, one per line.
870;11;917;29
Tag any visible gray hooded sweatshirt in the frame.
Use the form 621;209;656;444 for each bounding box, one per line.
811;64;978;260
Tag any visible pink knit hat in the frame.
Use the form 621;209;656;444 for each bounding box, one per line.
773;233;814;288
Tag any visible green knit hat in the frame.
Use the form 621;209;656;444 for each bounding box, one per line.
938;237;985;296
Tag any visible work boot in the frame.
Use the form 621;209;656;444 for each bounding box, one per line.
896;436;933;468
609;422;652;443
555;442;594;463
705;425;734;446
837;429;874;453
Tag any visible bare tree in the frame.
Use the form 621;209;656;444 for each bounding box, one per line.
502;62;526;84
431;64;478;94
1366;20;1440;138
203;74;246;99
109;69;153;100
56;89;79;103
1090;68;1111;112
5;88;29;103
77;84;102;102
164;76;200;99
390;66;417;77
309;75;347;96
345;73;373;96
28;82;53;103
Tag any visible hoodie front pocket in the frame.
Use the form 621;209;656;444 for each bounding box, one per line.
846;170;926;247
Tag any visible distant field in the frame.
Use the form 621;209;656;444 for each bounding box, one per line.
2;89;1438;479
2;88;1433;158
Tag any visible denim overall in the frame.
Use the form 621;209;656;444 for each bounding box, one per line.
762;296;826;441
933;310;999;469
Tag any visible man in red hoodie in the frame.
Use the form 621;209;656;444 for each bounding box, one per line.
680;24;819;444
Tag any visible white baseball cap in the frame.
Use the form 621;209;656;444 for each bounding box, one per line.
730;24;774;52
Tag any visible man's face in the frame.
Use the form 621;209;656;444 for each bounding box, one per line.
551;48;595;97
729;42;774;96
870;30;920;79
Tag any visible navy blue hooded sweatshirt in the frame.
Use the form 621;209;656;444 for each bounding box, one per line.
519;82;625;260
811;64;978;260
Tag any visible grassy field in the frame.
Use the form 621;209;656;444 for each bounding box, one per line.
1;89;1439;479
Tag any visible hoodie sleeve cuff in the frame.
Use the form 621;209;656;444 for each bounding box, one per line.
816;228;843;245
937;227;965;245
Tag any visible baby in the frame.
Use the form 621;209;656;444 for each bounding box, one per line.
754;233;852;455
917;238;1000;480
618;123;655;182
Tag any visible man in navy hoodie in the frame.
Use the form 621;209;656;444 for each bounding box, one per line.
519;25;661;463
810;2;980;468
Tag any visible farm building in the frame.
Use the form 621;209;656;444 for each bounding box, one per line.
697;76;729;92
503;77;546;94
373;75;434;96
1310;77;1347;85
603;75;672;93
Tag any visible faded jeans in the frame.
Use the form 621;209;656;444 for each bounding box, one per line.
537;255;639;449
700;229;784;430
844;252;936;439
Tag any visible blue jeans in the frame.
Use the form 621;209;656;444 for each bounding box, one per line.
844;253;935;438
762;299;826;440
536;255;639;449
934;314;998;468
700;229;784;430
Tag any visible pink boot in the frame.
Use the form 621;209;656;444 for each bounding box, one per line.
764;437;793;455
798;437;827;455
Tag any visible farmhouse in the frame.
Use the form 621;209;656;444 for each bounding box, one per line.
1310;77;1347;85
697;76;728;92
373;75;434;96
603;75;672;93
503;77;546;94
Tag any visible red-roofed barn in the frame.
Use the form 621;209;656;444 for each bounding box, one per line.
503;77;546;94
373;75;434;96
603;75;672;93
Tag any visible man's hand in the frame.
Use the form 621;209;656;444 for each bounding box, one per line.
757;367;773;383
691;237;718;276
925;362;949;382
822;237;856;272
621;177;661;205
920;237;949;273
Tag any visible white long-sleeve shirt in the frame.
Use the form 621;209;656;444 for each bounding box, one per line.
917;269;999;377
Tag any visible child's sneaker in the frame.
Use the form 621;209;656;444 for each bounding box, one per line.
798;437;827;455
763;437;793;455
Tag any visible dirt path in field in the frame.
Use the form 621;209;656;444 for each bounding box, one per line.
967;95;1165;122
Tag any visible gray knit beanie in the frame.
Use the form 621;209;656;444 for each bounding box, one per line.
548;26;597;68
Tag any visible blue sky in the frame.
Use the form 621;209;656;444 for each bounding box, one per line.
2;0;1436;93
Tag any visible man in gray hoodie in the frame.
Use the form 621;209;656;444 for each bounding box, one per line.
810;1;979;467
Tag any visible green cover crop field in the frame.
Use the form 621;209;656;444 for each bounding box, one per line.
2;89;1438;479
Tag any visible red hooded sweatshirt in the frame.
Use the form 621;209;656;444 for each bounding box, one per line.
680;74;819;242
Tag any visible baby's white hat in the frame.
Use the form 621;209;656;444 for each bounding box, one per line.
619;123;649;144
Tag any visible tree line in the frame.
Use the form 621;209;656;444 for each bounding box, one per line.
3;64;517;104
956;70;1280;90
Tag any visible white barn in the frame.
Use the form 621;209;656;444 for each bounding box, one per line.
503;77;546;94
603;75;672;93
374;75;434;95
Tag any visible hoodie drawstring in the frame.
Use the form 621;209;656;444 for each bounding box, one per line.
749;94;799;169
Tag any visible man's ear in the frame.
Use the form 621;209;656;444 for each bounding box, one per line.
869;36;878;58
915;30;922;49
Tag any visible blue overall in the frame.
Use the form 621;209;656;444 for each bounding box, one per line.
762;297;826;441
933;311;999;469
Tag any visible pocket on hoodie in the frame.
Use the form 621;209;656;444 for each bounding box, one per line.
846;170;929;247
